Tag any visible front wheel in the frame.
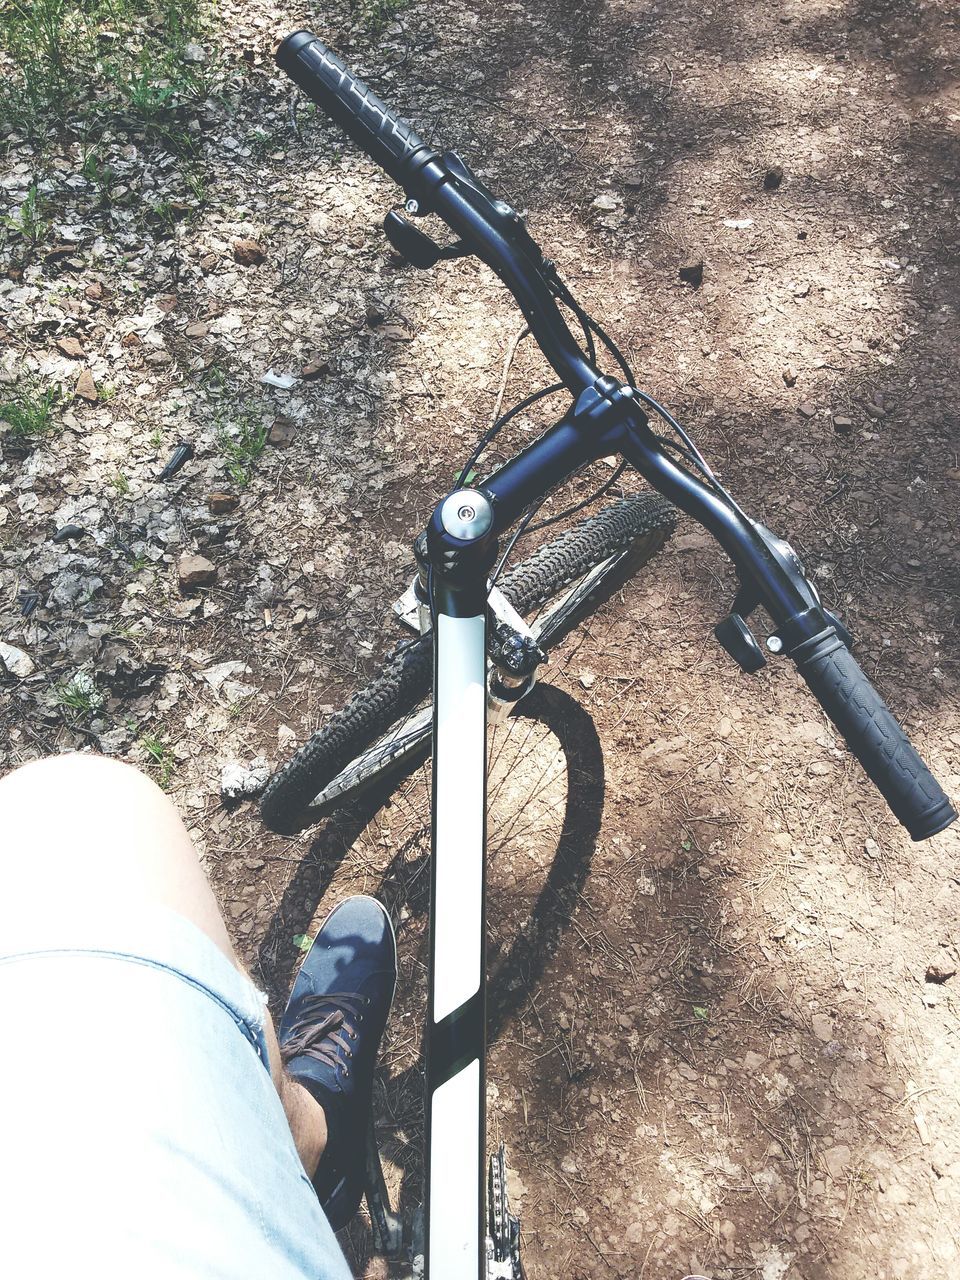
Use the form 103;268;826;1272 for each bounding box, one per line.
260;492;675;832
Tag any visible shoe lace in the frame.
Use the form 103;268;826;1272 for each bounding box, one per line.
280;993;368;1071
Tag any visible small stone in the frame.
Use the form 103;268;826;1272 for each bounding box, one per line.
74;369;97;402
120;332;142;349
207;492;239;515
823;1144;851;1178
233;238;266;267
620;168;645;189
811;1012;834;1041
579;669;596;689
185;322;209;339
220;756;271;801
797;402;816;419
260;369;297;389
925;962;957;984
56;337;84;359
85;282;103;300
301;358;330;380
864;838;881;858
865;401;887;419
592;192;621;212
145;349;173;367
177;553;217;592
833;414;854;434
171;598;203;619
0;641;35;678
183;42;206;63
763;165;784;191
202;661;249;692
782;364;797;387
717;716;733;738
292;607;308;628
379;321;414;342
268;417;297;448
679;254;704;286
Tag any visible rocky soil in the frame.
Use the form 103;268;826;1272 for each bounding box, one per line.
2;0;959;1277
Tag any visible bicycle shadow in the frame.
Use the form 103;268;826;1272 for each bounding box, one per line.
256;681;606;1273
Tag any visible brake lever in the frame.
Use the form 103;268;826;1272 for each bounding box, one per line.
383;209;470;269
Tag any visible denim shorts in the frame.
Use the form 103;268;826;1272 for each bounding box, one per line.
0;903;352;1280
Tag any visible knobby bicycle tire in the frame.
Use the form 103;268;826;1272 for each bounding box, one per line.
261;493;676;832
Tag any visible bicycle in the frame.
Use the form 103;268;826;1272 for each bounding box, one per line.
260;30;957;1280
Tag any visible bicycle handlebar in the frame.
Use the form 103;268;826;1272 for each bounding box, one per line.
277;32;434;187
789;627;955;840
276;31;598;393
276;31;957;842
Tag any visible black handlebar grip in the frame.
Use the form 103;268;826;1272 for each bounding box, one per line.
791;628;956;841
277;31;433;188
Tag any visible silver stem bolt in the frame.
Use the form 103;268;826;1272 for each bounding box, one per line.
766;634;784;654
440;489;493;540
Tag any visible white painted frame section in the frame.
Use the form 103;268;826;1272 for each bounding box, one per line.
427;610;487;1279
428;1057;482;1278
432;612;486;1023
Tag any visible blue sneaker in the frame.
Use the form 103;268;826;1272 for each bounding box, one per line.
279;895;397;1230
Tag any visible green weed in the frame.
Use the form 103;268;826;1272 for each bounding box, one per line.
350;0;409;36
79;144;114;197
216;413;268;487
2;185;49;246
111;471;131;496
0;383;60;443
140;731;175;787
185;168;206;206
52;672;103;718
0;0;207;137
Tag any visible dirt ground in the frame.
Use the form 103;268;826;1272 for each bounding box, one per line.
3;0;960;1276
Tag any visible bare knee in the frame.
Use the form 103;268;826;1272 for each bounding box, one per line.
0;752;159;814
0;751;234;959
0;751;185;896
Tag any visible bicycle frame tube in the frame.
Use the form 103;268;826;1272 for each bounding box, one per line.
425;494;498;1280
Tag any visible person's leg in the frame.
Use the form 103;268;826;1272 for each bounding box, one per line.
0;753;327;1171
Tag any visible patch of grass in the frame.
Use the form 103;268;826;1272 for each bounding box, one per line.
0;383;60;444
111;471;131;496
79;144;115;199
185;168;207;206
1;184;49;246
0;0;207;140
216;412;269;487
140;731;175;787
246;127;272;159
52;671;103;719
350;0;409;37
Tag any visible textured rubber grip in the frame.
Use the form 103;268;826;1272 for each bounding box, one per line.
277;31;431;186
791;628;956;841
